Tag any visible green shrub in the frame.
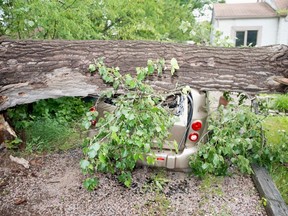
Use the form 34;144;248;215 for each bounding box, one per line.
7;97;91;129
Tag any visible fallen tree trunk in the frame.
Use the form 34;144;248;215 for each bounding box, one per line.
0;39;287;111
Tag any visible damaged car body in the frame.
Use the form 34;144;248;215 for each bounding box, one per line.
88;87;209;171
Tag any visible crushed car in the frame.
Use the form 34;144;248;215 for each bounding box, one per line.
88;87;209;171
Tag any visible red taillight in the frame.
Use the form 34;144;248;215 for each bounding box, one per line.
188;133;199;142
91;120;97;126
192;120;202;131
157;157;165;161
90;106;96;112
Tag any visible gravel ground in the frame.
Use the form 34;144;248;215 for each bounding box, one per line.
0;149;266;216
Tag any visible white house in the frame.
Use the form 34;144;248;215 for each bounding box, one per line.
211;0;288;46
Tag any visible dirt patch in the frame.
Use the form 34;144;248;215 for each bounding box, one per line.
0;149;266;216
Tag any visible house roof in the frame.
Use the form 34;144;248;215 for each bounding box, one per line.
214;2;278;19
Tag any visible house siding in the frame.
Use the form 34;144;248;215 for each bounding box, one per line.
214;17;280;46
277;17;288;44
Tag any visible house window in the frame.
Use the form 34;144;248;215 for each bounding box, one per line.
235;30;258;47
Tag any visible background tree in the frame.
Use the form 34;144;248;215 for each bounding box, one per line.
0;0;217;42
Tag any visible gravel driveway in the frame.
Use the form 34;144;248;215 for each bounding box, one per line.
0;148;267;216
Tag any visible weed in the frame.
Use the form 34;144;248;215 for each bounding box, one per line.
146;193;172;215
5;137;22;150
199;175;224;196
143;170;169;192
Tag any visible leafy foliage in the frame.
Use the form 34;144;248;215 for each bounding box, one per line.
0;0;215;42
81;59;176;189
7;97;90;129
189;103;287;178
211;29;234;47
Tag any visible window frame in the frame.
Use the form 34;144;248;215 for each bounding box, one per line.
231;26;262;47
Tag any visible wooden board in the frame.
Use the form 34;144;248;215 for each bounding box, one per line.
252;164;288;216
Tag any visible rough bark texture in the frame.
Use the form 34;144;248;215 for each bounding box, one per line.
0;39;288;111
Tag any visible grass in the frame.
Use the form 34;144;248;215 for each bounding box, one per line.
6;97;92;154
262;116;288;204
271;94;288;112
25;118;83;154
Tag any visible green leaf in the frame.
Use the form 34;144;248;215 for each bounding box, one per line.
155;181;163;191
170;58;179;75
88;143;101;159
137;70;146;81
201;163;209;170
111;131;119;142
105;90;114;98
147;59;154;75
125;74;137;88
146;155;155;165
118;172;132;187
99;153;106;163
156;126;161;132
83;121;91;130
147;65;154;75
121;149;128;158
157;58;165;75
181;85;191;95
133;153;140;161
110;125;119;132
89;64;96;73
83;178;99;191
113;80;120;89
213;154;220;166
99;66;107;76
127;113;135;120
80;159;90;170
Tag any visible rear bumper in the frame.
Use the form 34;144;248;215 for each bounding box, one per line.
139;146;198;172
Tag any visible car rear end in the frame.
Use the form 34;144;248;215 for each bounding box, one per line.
145;88;208;171
88;87;209;171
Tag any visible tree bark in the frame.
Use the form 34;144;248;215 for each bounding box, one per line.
0;39;287;111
